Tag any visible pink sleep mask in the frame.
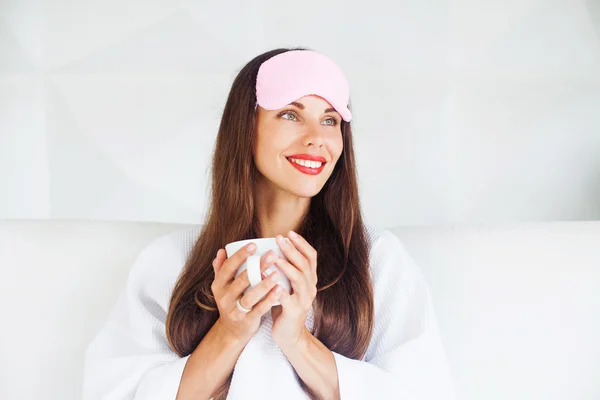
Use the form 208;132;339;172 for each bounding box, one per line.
255;50;352;122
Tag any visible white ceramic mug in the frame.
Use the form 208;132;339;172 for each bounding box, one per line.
224;237;292;307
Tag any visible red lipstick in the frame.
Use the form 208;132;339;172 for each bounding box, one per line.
286;154;327;176
287;154;327;162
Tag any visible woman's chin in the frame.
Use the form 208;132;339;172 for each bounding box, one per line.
288;183;325;199
266;174;328;199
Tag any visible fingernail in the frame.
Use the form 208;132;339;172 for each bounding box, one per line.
268;272;279;282
247;243;256;252
275;286;283;295
289;230;297;238
262;266;275;278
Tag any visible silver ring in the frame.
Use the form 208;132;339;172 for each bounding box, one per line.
236;298;252;313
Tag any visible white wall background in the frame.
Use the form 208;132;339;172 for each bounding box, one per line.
1;0;599;226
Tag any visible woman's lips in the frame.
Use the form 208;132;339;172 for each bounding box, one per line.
286;157;326;175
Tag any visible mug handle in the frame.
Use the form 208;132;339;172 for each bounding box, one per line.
246;255;262;288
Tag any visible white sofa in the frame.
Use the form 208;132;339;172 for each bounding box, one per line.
1;219;599;400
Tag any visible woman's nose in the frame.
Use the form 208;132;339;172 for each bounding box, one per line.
301;123;326;147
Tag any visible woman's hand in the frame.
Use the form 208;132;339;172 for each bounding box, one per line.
270;231;318;349
211;244;284;344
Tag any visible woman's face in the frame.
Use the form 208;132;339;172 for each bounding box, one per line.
254;95;344;198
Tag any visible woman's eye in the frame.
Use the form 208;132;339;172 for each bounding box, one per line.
279;112;338;126
281;112;297;121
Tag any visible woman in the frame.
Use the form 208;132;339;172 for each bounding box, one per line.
83;47;455;400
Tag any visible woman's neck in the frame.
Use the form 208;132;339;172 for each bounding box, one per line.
255;190;310;238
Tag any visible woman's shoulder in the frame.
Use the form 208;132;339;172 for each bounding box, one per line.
363;223;423;283
363;223;402;254
126;225;202;295
159;225;203;259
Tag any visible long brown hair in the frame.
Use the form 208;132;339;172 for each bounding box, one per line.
165;47;374;399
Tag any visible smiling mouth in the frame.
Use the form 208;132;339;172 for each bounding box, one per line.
286;157;326;175
286;157;325;168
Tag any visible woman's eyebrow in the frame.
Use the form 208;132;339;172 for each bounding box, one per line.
289;101;337;114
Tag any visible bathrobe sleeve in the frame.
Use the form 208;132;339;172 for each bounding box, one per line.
331;230;456;400
82;234;191;400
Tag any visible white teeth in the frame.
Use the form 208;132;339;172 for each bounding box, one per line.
289;158;323;168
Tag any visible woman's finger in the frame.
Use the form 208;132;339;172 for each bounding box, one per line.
248;284;284;319
276;235;310;274
212;249;227;272
238;271;280;310
215;243;256;288
286;231;318;272
273;257;304;293
223;250;278;309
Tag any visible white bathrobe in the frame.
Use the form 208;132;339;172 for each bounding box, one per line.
83;224;456;399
